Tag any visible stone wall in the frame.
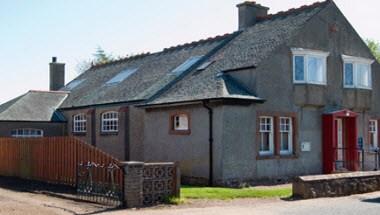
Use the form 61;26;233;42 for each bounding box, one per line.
293;171;380;199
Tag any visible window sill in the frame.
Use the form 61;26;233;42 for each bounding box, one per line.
169;129;191;136
72;132;87;136
256;154;298;160
100;131;119;136
343;86;372;90
294;82;327;86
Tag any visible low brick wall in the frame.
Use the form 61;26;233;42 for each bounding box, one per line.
293;171;380;199
121;162;180;208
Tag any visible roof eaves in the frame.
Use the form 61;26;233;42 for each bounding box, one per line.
138;96;265;109
57;99;146;111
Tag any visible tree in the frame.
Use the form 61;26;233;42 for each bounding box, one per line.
76;46;114;74
366;39;380;63
93;46;114;64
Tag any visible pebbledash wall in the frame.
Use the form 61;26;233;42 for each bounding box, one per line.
61;105;144;161
144;104;212;185
143;2;380;185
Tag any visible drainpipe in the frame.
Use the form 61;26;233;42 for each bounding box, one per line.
203;100;214;187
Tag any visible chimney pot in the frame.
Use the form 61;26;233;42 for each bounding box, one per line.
237;1;269;30
52;57;57;63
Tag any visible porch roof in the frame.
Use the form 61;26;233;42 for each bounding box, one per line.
323;109;359;118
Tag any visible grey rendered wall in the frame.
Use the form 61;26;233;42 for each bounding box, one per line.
143;104;217;184
62;108;94;145
61;104;145;161
216;105;256;182
93;106;127;160
0;121;66;137
225;2;380;180
127;106;145;161
62;104;145;161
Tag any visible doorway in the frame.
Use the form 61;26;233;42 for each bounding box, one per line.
322;109;359;174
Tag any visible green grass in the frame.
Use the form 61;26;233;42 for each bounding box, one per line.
180;185;292;200
164;196;186;205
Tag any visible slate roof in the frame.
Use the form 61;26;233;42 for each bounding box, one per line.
0;0;332;116
59;33;237;109
145;0;331;106
0;91;68;122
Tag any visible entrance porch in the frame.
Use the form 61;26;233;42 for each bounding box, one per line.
322;109;360;174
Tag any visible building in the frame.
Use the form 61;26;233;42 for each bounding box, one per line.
0;0;379;186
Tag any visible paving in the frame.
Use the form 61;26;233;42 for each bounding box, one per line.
116;192;380;215
0;177;380;215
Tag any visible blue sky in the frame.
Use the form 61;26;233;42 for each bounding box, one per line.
0;0;379;104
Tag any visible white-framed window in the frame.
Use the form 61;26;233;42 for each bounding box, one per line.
173;114;189;131
259;116;274;155
280;117;293;155
369;120;378;149
291;48;329;85
11;128;43;138
73;114;87;133
342;55;374;89
101;111;119;132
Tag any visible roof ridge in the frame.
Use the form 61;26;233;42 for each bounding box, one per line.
0;94;25;114
29;90;69;94
89;32;236;70
257;0;331;22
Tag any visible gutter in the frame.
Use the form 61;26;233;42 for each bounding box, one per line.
58;99;145;111
202;100;214;187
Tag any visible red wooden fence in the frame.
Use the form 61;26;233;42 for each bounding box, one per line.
0;137;123;187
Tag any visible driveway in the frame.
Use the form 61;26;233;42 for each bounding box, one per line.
0;185;113;215
113;191;380;215
0;181;380;215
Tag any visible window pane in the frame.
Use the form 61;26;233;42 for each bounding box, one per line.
308;56;324;83
281;133;289;151
294;56;304;81
260;133;270;151
174;114;188;130
106;68;138;85
357;64;370;87
344;63;354;86
172;56;204;75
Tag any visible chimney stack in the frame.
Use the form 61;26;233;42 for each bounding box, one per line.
237;1;269;30
49;57;65;91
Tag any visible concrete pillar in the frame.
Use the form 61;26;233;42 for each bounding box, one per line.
121;161;144;208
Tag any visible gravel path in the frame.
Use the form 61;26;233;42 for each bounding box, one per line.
0;186;112;215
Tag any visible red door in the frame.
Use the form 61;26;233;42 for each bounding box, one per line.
323;110;359;174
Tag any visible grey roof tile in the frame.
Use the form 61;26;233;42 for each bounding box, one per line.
146;1;330;105
0;91;68;122
59;34;234;108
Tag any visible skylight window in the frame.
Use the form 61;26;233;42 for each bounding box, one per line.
65;79;85;90
105;68;138;85
171;56;204;75
197;60;215;71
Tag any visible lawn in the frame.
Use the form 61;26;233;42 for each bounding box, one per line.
180;185;292;200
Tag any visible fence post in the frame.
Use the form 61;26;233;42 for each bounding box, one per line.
362;148;365;171
120;161;144;208
175;162;181;198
